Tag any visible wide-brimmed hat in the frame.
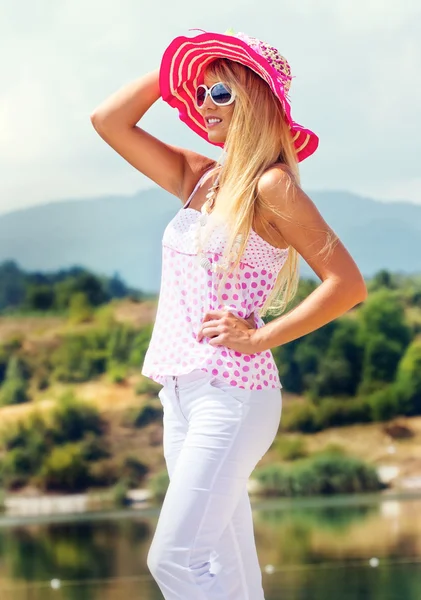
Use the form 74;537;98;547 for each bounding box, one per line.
159;29;319;162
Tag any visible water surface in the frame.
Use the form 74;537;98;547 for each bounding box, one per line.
0;493;420;599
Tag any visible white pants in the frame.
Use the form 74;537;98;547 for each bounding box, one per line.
147;368;283;599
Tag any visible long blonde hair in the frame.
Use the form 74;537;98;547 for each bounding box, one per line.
202;58;336;319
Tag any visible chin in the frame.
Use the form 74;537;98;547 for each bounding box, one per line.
207;130;226;144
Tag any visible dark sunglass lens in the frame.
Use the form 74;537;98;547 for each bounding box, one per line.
196;86;206;107
212;83;232;104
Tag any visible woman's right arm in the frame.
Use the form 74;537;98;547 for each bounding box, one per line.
90;69;213;201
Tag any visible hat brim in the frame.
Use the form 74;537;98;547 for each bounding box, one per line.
159;32;319;162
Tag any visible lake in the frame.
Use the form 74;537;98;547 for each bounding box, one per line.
0;493;420;599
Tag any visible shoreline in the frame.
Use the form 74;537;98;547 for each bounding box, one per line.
2;483;421;524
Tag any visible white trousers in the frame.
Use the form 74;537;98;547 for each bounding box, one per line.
147;368;283;599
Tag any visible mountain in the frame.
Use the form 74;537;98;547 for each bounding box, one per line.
0;188;420;293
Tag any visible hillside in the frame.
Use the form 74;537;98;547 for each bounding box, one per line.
1;188;421;293
1;298;420;496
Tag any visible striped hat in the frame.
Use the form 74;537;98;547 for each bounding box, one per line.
159;29;319;162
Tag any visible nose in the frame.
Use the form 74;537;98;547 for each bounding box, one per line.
201;92;215;110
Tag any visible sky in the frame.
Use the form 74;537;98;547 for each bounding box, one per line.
0;0;420;215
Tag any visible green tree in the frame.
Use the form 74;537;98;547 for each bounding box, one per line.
370;269;397;291
68;292;94;323
24;284;55;311
357;290;411;392
395;340;421;415
358;290;411;350
0;261;26;310
38;443;91;491
311;319;364;398
360;334;403;392
0;356;30;406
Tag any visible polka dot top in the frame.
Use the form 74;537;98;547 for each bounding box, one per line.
141;168;290;390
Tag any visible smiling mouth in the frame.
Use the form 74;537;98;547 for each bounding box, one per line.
206;117;222;128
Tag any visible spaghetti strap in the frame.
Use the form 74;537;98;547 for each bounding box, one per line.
183;165;220;209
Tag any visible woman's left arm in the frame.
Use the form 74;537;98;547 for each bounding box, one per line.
252;166;368;352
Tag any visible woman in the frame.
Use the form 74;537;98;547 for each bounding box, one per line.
91;29;367;600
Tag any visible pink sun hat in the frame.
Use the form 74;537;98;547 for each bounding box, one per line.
159;29;319;162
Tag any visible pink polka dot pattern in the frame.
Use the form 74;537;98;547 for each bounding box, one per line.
141;207;289;390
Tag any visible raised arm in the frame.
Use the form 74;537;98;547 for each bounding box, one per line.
90;69;214;202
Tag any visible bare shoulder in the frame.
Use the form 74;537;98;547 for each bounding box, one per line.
257;162;297;204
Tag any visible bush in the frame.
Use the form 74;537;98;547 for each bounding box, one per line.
396;340;421;416
315;397;371;429
80;433;110;461
107;363;127;384
0;355;30;406
24;284;55;311
119;456;148;487
130;325;154;368
134;377;161;396
37;443;91;491
49;391;103;443
282;402;319;433
51;329;109;383
254;453;383;497
123;402;163;428
252;464;292;497
0;447;35;489
282;397;372;433
0;395;107;492
68;292;94;324
0;378;29;406
366;385;401;421
149;469;170;502
111;479;130;507
275;436;308;461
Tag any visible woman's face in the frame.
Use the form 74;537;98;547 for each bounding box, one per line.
197;73;235;144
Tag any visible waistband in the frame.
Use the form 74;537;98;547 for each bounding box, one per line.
162;369;212;386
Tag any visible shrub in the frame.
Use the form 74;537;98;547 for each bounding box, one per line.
80;433;110;461
315;397;371;429
111;479;130;507
254;453;383;497
51;330;108;383
123;402;163;428
361;334;404;388
134;377;161;396
366;385;400;421
0;378;29;406
149;469;170;502
0;395;107;492
106;324;137;366
0;355;30;406
0;447;35;489
107;363;127;384
275;436;308;461
88;459;119;487
130;325;154;368
37;443;91;491
252;464;292;497
24;284;55;311
68;292;94;324
395;340;421;416
281;402;319;433
119;456;149;487
49;391;103;443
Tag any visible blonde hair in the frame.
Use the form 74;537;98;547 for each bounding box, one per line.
202;58;337;319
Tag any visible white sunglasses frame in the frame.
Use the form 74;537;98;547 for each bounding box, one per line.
194;82;236;109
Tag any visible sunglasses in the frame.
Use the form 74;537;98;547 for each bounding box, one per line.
195;82;236;108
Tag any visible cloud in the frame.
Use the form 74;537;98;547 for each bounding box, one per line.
0;0;420;214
